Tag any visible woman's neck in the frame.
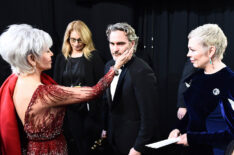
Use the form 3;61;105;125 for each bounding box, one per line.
204;59;226;74
70;50;83;58
18;70;42;84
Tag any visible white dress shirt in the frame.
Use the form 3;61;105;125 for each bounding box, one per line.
110;69;122;101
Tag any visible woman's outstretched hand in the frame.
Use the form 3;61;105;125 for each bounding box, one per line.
114;45;134;70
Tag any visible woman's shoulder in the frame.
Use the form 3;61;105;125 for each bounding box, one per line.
225;67;234;78
55;53;66;61
90;50;102;58
88;50;104;63
131;56;154;72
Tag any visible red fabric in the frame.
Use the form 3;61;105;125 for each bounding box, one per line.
0;73;57;155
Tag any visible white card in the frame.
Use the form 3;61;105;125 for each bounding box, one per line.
145;137;180;149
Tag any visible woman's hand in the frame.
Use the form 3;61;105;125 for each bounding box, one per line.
101;130;107;139
168;129;180;139
168;130;189;146
128;148;141;155
114;45;134;70
177;108;187;120
177;133;189;146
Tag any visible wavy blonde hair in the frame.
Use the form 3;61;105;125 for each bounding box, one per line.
62;20;95;60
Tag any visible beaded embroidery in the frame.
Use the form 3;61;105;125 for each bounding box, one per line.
23;67;115;154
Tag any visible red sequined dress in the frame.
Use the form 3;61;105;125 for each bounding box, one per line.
23;67;115;155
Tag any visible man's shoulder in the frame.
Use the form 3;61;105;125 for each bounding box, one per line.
131;56;153;71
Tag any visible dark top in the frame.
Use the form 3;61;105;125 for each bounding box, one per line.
179;67;234;155
62;56;85;87
177;59;198;108
53;49;105;112
53;50;105;154
53;50;104;88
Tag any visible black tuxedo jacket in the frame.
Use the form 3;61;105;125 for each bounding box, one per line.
104;56;160;154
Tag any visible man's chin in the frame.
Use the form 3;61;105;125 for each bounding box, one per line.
113;56;118;61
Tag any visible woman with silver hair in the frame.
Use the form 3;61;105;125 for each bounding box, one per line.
169;24;234;155
0;24;133;155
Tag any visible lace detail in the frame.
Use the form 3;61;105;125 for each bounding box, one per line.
90;66;115;98
23;67;115;154
24;85;71;141
65;66;115;103
24;85;70;154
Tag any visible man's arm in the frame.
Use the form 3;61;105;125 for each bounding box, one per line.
131;60;159;153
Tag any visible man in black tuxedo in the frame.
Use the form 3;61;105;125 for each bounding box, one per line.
102;22;160;155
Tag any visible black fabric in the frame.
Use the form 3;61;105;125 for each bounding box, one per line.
53;50;105;155
178;67;234;154
177;59;198;108
0;56;11;87
104;55;160;154
62;56;85;87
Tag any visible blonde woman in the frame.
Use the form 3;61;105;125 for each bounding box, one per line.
53;20;105;155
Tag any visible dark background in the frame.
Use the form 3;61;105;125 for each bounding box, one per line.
1;0;234;154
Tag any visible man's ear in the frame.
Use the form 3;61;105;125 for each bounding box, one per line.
27;54;36;67
131;41;135;47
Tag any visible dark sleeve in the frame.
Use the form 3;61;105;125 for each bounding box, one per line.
88;50;105;120
176;112;189;133
91;50;105;82
177;59;197;108
53;54;65;84
187;125;233;146
131;61;160;153
102;61;113;130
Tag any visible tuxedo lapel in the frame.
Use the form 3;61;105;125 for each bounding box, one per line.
113;66;128;102
112;56;135;103
106;56;135;108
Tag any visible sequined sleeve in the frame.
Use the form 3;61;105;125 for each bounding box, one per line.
50;66;115;106
29;67;115;108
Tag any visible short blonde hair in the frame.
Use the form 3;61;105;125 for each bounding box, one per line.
188;23;227;60
62;20;95;60
0;24;52;74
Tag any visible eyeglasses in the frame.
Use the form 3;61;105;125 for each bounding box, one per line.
69;38;82;44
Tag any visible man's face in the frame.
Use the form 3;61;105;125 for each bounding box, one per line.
109;30;133;61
